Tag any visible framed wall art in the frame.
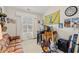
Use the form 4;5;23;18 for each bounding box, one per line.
44;10;60;25
64;18;79;28
65;6;78;17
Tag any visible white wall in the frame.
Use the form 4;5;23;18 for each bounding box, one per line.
3;6;79;40
2;7;16;36
3;7;42;37
43;6;79;40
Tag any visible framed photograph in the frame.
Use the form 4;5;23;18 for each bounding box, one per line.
64;21;71;27
64;18;79;28
64;19;71;27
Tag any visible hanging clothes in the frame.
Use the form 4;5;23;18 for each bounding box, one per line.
68;34;78;53
68;35;73;53
74;33;79;53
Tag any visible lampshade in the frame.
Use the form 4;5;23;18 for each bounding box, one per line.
0;24;2;39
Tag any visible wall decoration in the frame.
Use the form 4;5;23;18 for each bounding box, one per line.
65;6;78;17
7;18;15;23
44;10;60;25
51;10;60;24
71;18;79;28
64;20;71;27
59;23;63;28
64;18;79;28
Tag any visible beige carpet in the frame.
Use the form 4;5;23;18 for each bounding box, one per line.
22;39;42;53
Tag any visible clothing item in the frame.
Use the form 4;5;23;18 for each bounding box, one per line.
37;31;42;44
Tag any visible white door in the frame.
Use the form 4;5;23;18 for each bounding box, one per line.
21;15;35;40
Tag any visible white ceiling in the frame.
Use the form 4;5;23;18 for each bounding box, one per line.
7;6;52;15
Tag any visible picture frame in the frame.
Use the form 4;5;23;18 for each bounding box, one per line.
64;18;79;28
64;21;71;27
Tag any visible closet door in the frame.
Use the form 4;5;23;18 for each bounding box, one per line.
21;15;34;40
